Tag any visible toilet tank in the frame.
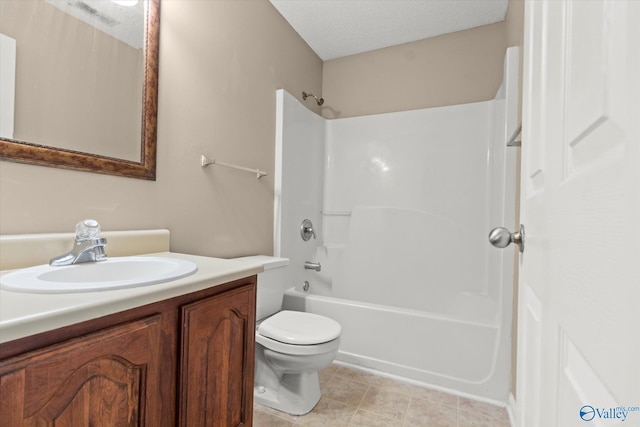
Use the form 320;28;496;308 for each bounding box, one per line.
232;255;290;321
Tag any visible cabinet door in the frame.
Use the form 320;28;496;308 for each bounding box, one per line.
0;315;172;426
180;284;256;427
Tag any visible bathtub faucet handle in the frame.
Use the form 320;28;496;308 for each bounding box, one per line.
300;219;316;241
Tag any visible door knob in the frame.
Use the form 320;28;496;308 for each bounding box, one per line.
489;224;525;253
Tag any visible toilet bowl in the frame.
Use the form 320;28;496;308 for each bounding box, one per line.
255;310;341;414
232;256;342;415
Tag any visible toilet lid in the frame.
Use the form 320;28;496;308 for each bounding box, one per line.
258;311;342;345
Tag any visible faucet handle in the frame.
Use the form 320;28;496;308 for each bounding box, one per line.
300;219;316;241
75;219;101;241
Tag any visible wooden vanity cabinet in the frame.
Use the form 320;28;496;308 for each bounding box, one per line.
0;315;170;426
180;287;255;426
0;277;256;427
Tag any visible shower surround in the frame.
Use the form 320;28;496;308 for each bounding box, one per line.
275;48;519;402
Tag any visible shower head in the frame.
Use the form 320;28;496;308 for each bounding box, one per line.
302;91;324;106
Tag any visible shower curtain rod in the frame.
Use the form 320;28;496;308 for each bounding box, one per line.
200;155;267;179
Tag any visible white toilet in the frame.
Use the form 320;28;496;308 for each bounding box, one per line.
233;256;341;415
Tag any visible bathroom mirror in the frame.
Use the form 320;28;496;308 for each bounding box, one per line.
0;0;160;180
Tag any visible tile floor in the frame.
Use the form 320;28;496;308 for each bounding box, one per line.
253;364;511;427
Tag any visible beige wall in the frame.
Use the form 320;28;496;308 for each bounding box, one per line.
0;0;322;258
321;22;507;119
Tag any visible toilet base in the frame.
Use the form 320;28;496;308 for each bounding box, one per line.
254;371;321;415
252;315;340;415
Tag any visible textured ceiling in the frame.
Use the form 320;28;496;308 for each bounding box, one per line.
270;0;509;60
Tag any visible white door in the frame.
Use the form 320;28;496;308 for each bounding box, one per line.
516;1;640;427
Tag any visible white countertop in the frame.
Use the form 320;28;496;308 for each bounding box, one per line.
0;252;263;344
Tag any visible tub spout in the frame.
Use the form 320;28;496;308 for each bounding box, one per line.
304;261;321;272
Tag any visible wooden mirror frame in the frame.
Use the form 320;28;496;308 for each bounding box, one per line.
0;0;160;181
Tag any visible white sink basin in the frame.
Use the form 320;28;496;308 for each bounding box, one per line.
0;256;198;293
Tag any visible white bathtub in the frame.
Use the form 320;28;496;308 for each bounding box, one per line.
283;287;507;401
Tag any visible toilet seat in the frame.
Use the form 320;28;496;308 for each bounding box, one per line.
256;333;340;356
258;310;342;345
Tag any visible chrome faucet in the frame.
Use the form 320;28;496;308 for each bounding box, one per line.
50;219;108;266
